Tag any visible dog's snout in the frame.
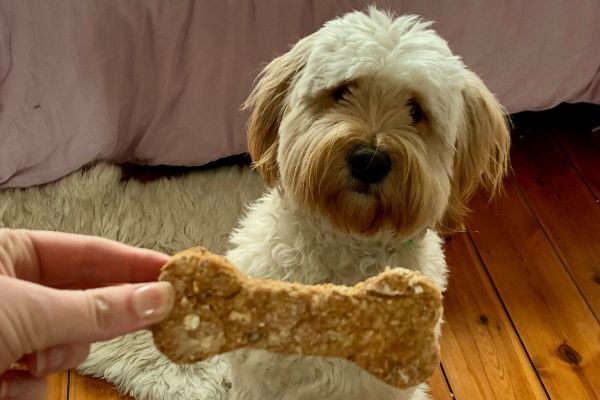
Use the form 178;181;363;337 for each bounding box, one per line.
348;145;391;184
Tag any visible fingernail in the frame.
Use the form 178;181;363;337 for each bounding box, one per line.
132;282;174;320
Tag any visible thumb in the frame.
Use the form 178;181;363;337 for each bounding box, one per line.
35;281;175;349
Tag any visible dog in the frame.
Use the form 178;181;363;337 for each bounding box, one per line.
221;7;510;400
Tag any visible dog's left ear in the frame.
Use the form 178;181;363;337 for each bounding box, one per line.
441;72;511;233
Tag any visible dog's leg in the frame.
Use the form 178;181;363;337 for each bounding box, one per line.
226;349;427;400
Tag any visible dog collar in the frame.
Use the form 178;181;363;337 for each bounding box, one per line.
402;229;428;247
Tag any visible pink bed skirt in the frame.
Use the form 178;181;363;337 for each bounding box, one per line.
1;0;599;188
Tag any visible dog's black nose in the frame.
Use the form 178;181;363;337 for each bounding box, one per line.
348;145;391;184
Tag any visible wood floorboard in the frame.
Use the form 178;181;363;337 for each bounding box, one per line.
467;175;600;399
427;366;454;400
69;371;132;400
440;233;547;400
510;128;600;321
553;127;600;199
46;372;69;400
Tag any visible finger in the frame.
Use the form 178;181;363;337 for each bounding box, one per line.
0;371;46;400
22;343;91;377
0;279;173;373
38;282;174;348
9;229;169;287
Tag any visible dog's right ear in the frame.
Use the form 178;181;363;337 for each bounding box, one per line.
244;37;311;186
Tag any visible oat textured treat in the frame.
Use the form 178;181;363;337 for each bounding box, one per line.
152;247;443;389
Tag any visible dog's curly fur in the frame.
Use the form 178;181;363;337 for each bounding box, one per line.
220;7;510;400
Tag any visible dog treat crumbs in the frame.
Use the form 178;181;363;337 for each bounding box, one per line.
183;314;200;330
152;247;443;389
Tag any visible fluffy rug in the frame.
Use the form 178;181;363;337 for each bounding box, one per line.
0;162;265;399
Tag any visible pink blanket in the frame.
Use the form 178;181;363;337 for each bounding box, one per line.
1;1;599;188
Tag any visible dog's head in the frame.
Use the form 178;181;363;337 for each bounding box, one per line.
246;8;510;238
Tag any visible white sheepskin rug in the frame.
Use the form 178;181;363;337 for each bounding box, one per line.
0;162;265;399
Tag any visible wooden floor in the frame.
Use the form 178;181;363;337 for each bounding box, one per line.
45;106;600;399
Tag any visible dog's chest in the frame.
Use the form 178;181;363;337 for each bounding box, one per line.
228;221;421;287
290;234;420;285
227;191;428;286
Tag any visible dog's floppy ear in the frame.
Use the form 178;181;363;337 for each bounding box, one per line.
441;72;511;233
245;37;312;185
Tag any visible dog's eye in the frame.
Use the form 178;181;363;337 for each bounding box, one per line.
408;99;424;123
332;84;352;102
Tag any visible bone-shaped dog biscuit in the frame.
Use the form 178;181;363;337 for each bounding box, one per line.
151;248;442;389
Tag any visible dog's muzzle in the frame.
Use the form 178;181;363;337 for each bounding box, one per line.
348;145;391;185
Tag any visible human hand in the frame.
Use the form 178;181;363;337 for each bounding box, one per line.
0;229;174;399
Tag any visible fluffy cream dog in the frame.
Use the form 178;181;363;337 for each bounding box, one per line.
223;7;510;400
